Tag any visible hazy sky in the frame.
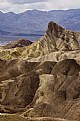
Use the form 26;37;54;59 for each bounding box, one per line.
0;0;80;13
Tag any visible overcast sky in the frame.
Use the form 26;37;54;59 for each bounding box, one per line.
0;0;80;13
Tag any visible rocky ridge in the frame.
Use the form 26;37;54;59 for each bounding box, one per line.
0;21;80;62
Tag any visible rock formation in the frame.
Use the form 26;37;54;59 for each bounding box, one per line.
23;59;80;121
0;59;55;112
0;59;80;121
3;38;32;49
0;21;80;121
0;21;80;62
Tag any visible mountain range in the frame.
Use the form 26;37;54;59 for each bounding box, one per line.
0;9;80;44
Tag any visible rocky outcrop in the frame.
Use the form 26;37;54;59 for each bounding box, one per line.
23;59;80;121
0;59;55;113
3;38;32;49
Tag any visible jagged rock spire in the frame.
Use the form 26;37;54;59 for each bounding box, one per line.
46;21;65;38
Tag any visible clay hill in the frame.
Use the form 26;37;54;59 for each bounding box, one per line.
0;22;80;121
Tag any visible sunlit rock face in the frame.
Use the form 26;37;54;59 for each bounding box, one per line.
24;59;80;121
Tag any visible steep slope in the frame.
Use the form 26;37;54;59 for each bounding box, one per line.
21;21;80;59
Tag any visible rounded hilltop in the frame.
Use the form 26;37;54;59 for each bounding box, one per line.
3;38;33;49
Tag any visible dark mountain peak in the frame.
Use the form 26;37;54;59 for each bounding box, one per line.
15;38;32;45
46;21;65;38
3;38;33;49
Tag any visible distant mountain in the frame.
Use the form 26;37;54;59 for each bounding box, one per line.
0;9;80;42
